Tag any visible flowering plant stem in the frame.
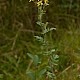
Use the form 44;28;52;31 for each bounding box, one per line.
28;0;58;80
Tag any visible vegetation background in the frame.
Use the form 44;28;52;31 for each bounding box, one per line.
0;0;80;80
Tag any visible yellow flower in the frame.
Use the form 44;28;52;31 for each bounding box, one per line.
37;0;49;6
29;0;34;2
44;0;48;3
44;0;49;5
29;0;49;6
37;1;43;6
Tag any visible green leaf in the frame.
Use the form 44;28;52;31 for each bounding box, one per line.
27;53;41;66
42;27;56;34
27;53;34;60
34;36;44;42
54;54;59;60
44;22;48;29
49;28;56;31
37;69;46;78
26;71;36;80
51;54;59;65
33;55;41;65
47;71;56;79
50;49;56;53
36;21;44;26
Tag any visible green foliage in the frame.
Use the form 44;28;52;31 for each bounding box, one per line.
37;68;46;78
27;53;41;66
27;1;60;80
0;0;80;80
26;71;36;80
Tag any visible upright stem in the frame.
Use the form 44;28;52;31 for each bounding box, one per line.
38;6;43;22
38;4;45;33
37;3;47;41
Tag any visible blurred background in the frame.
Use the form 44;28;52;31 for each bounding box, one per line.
0;0;80;80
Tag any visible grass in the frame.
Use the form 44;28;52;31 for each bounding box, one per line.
0;0;80;80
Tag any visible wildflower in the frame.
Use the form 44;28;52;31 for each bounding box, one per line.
44;0;49;6
44;0;48;4
37;0;49;6
29;0;34;2
37;0;43;6
29;0;49;6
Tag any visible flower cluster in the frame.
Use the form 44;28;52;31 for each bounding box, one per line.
29;0;34;2
29;0;49;6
